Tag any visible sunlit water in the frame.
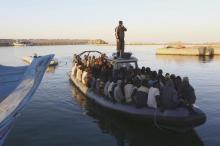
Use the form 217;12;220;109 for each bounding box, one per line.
0;45;220;146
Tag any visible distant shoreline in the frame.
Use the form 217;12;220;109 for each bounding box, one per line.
1;39;220;47
0;39;108;47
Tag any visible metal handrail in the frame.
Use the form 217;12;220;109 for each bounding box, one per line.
77;50;103;57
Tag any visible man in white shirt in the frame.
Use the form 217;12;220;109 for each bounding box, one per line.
124;80;136;104
147;80;160;108
114;80;125;103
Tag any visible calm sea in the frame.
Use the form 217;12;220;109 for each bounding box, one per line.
0;45;220;146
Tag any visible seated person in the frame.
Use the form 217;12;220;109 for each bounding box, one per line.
124;80;137;104
104;78;111;97
90;77;96;90
99;81;105;96
160;80;180;109
147;80;160;108
145;67;151;80
158;69;165;87
95;79;101;94
114;80;125;103
76;66;83;82
133;79;149;108
100;65;108;83
138;79;149;93
107;80;117;101
71;63;77;77
140;67;146;81
82;69;88;85
179;77;196;107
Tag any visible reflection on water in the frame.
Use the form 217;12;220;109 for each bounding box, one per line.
198;56;214;63
156;55;219;63
71;87;204;146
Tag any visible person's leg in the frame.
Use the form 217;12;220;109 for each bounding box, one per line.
121;41;124;54
116;39;120;57
119;41;125;57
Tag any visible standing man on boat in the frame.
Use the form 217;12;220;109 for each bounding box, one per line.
115;20;127;57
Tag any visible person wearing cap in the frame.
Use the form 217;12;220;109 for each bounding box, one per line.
115;20;127;57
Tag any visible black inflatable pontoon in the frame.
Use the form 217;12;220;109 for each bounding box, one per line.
70;51;206;131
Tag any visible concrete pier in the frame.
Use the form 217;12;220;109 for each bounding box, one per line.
156;46;220;56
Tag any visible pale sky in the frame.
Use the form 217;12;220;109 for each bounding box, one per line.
0;0;220;43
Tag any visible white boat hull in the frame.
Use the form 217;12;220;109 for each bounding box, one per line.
0;54;54;145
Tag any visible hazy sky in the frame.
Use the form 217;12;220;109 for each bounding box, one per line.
0;0;220;43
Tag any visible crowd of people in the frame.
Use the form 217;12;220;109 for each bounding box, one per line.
71;54;196;110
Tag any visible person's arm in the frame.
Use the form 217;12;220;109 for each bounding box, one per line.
122;25;127;31
115;27;119;39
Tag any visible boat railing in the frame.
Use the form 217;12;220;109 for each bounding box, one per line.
77;50;104;57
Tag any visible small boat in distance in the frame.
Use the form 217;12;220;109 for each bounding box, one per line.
70;51;206;131
12;41;26;46
22;54;58;66
0;54;54;145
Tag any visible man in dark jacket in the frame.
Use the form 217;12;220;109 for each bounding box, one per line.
179;77;196;107
115;21;127;57
160;80;180;109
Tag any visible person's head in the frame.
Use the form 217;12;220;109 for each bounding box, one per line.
158;69;163;75
136;68;141;74
153;80;160;88
119;20;123;25
170;74;176;80
117;80;122;86
175;76;182;83
142;79;148;87
151;71;158;79
165;73;170;77
165;73;170;80
145;67;151;73
182;77;189;85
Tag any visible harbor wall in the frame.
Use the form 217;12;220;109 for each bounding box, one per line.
156;46;220;56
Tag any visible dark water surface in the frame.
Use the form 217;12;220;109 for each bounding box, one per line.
0;45;220;146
